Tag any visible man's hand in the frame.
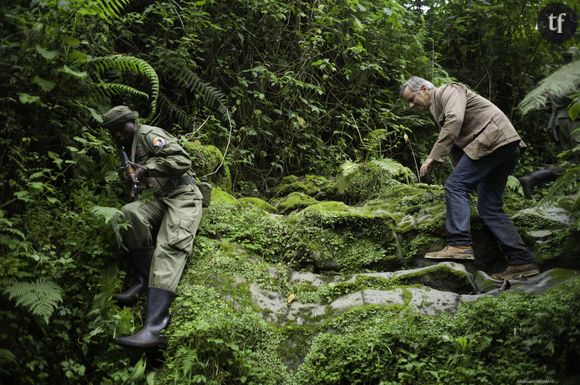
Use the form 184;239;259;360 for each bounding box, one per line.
419;157;435;178
131;162;149;180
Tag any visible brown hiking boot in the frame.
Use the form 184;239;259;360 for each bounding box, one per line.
424;245;475;260
491;263;540;280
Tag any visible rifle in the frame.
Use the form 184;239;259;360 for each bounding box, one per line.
120;150;140;200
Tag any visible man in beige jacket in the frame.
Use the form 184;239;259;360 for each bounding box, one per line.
400;76;539;280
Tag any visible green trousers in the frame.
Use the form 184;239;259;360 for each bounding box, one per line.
121;185;203;292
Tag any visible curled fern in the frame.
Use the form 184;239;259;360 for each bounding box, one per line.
95;83;149;100
157;93;198;130
92;55;159;119
3;278;64;324
162;64;232;126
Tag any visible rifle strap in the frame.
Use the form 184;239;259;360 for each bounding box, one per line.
130;126;139;163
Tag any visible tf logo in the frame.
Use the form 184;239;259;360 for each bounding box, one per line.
538;3;577;43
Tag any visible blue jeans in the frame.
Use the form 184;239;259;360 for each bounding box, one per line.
444;141;532;265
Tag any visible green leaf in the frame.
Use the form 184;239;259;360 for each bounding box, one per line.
36;46;58;60
0;349;16;364
568;95;580;121
59;65;88;78
61;35;81;47
146;372;156;385
14;190;31;202
68;50;91;64
86;107;104;122
48;151;63;170
18;93;41;104
28;181;44;191
131;357;146;380
33;76;55;92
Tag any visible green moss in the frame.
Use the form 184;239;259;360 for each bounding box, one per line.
532;228;572;265
336;159;417;202
396;263;474;293
292;279;580;385
401;234;444;262
181;140;233;191
361;184;447;234
274;174;337;199
199;197;288;262
299;201;394;231
182;140;223;174
239;196;278;213
211;187;240;206
401;287;413;305
275;192;319;213
512;207;572;231
165;283;291;385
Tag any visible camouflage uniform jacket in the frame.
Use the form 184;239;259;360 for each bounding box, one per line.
130;124;202;199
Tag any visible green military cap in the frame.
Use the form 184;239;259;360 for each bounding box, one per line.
101;106;139;129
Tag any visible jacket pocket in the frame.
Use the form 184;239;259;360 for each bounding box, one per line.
464;119;504;159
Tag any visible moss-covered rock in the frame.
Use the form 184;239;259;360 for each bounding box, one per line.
296;201;395;237
181;139;233;191
156;170;579;385
358;262;476;294
292;279;580;385
273;174;338;200
239;196;278;213
336;158;417;202
210;187;240;206
273;191;319;213
512;206;578;267
182;140;222;174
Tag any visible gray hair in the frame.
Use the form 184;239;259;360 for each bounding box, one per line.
399;76;434;98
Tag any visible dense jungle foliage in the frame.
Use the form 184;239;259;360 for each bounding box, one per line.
1;0;579;384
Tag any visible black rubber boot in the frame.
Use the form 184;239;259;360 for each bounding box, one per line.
113;247;154;306
518;169;559;199
116;287;175;349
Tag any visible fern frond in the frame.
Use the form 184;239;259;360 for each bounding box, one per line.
0;349;16;364
362;129;389;153
91;205;124;224
369;158;416;184
336;161;361;194
162;64;232;125
506;175;524;196
95;0;130;18
91;205;127;245
568;92;580;120
518;61;580;115
95;83;149;99
4;278;63;324
157;93;199;130
537;164;580;208
92;55;159;119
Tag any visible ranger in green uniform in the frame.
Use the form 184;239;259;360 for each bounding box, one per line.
101;106;203;348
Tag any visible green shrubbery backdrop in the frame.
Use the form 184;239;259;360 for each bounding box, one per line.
1;0;578;384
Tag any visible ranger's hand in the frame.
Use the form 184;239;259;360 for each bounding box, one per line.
131;162;149;180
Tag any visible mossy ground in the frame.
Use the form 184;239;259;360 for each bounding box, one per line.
117;161;578;384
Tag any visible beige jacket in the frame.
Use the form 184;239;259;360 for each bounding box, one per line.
428;83;524;163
